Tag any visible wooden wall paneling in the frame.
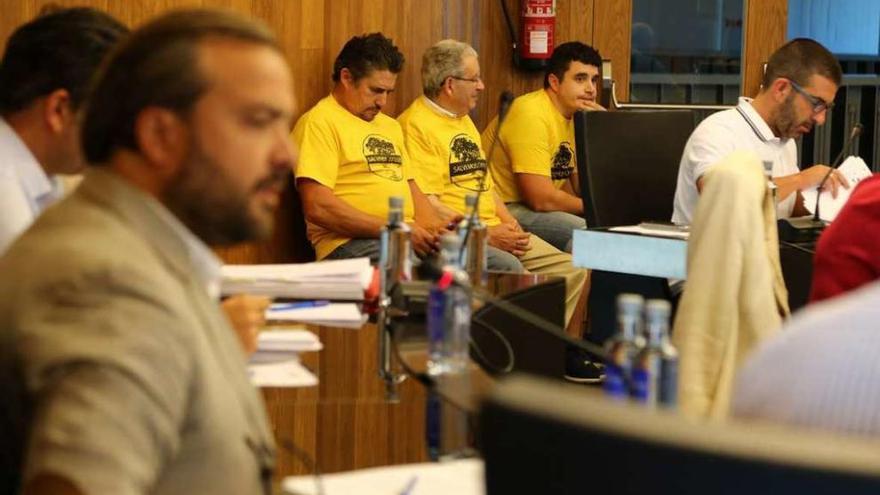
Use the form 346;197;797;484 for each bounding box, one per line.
217;0;327;264
556;0;594;45
742;0;788;98
321;0;444;119
473;0;596;131
592;0;632;103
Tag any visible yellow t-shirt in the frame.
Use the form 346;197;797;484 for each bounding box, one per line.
292;95;414;259
398;97;500;227
482;89;576;203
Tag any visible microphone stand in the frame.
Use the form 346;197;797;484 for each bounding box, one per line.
778;123;862;242
377;92;515;402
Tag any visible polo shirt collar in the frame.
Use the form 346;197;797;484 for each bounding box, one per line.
735;97;781;143
422;95;460;118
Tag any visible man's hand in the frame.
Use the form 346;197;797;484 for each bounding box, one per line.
410;223;440;257
799;165;850;198
581;101;607;112
221;295;271;356
442;213;465;231
488;222;531;257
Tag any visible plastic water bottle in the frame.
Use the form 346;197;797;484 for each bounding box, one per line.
457;194;488;287
632;299;672;406
656;302;679;408
378;196;411;303
426;234;472;375
604;293;645;398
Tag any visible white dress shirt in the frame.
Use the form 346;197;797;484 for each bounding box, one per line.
0;117;63;255
141;186;223;300
672;97;799;225
733;280;880;437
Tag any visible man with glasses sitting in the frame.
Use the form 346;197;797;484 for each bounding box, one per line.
398;39;592;381
672;38;849;225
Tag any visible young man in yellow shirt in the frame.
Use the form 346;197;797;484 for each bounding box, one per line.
482;42;605;253
399;40;599;382
293;33;448;261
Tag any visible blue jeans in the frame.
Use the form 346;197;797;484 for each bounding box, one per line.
324;239;381;263
325;238;425;268
505;203;586;253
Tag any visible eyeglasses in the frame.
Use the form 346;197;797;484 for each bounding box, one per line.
788;79;835;114
450;75;482;84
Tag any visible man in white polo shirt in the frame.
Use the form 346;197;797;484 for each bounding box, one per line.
672;38;848;225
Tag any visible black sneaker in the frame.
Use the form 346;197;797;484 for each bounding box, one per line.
564;356;606;384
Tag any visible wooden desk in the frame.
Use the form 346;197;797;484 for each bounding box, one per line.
262;321;429;479
262;272;557;479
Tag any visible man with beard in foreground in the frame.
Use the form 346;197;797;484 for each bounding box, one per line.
672;38;849;225
0;9;294;495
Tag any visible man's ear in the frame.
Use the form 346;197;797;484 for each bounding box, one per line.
42;89;73;135
133;107;189;179
768;77;791;103
547;73;561;93
340;68;356;89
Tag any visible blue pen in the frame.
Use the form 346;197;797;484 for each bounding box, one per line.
399;475;418;495
268;300;330;311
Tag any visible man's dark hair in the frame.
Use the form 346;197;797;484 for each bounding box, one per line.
331;33;404;83
543;41;602;89
0;7;128;115
81;8;280;165
761;38;842;89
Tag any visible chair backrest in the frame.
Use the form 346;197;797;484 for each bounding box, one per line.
480;375;880;495
574;110;694;227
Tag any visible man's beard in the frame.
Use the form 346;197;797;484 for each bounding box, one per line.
775;92;808;139
163;139;284;246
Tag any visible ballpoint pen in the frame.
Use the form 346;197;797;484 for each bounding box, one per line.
399;475;418;495
267;300;331;311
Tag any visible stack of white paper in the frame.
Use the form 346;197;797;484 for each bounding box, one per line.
248;329;321;388
221;257;373;300
265;303;366;329
802;156;873;222
282;458;485;495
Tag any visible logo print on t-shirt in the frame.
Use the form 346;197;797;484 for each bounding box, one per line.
362;134;404;181
550;141;574;180
448;134;488;192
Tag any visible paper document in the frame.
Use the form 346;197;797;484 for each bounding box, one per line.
610;225;690;240
266;302;366;329
221;257;372;300
282;458;485;495
802;156;873;222
257;329;322;352
248;358;317;388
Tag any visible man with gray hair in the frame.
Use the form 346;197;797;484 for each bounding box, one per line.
398;40;594;381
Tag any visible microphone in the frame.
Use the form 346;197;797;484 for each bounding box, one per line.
458;91;515;263
813;123;863;222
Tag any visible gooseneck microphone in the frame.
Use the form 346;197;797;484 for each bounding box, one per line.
813;123;863;222
457;91;515;263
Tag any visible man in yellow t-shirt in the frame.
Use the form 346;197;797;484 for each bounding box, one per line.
399;39;589;331
482;41;605;253
293;33;447;261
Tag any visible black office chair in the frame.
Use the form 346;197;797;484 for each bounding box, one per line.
573;110;694;227
572;110;695;345
481;375;880;495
